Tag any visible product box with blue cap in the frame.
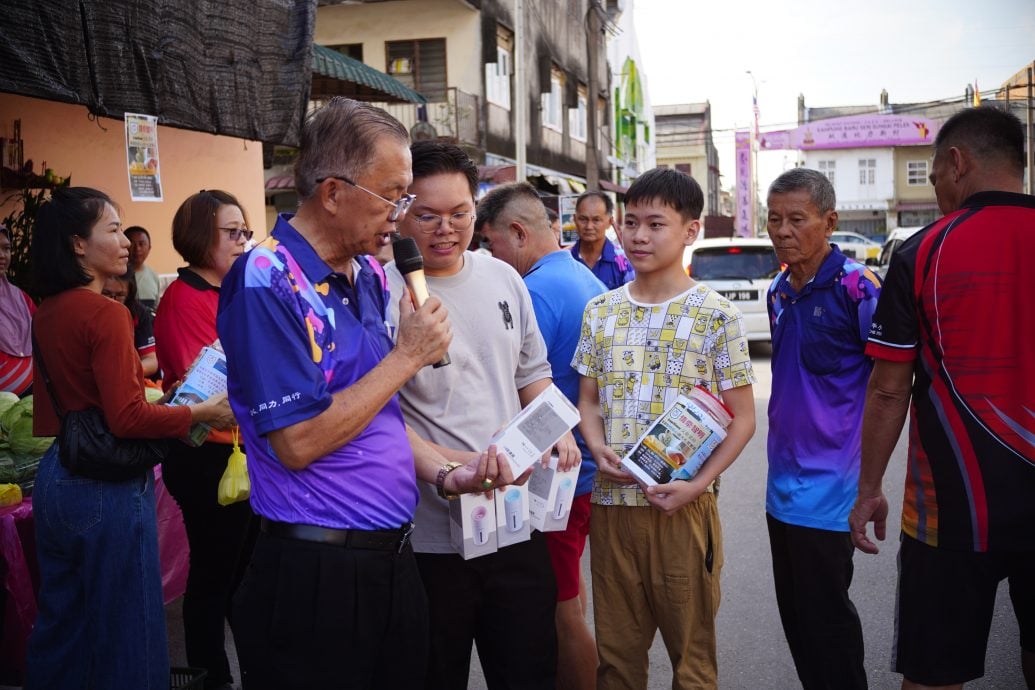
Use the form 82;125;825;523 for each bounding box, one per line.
494;484;530;547
527;454;580;532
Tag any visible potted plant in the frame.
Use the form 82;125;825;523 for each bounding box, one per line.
1;187;49;294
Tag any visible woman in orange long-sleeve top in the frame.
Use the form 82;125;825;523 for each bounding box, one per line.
25;188;235;690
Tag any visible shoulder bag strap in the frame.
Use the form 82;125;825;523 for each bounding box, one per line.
30;329;66;419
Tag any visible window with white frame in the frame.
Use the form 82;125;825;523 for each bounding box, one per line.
485;27;512;109
569;87;587;141
906;160;928;186
541;67;564;130
859;158;876;185
818;160;835;185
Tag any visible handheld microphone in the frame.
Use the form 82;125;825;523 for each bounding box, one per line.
392;236;451;368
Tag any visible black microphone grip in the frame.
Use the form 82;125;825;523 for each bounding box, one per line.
393;237;451;368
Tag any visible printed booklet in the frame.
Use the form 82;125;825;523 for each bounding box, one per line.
620;390;731;486
169;343;228;446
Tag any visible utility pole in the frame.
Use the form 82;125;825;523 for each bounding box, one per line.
514;0;526;182
746;70;759;236
585;2;601;189
1028;64;1033;195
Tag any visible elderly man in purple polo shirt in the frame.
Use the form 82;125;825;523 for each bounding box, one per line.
217;98;510;690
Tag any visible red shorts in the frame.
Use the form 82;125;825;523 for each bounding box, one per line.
545;493;591;602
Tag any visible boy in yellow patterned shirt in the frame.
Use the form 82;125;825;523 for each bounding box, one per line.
573;168;756;689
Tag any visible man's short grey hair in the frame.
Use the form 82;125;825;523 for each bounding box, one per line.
768;168;836;214
294;97;409;200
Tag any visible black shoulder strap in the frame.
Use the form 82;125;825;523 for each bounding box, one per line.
30;328;66;419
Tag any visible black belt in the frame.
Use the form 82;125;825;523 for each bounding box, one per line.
261;518;415;554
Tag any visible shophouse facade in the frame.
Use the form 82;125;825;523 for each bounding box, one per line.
313;0;618;194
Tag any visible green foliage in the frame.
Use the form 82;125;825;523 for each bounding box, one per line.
1;187;50;294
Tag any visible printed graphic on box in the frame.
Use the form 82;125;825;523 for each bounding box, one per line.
449;492;497;560
495;485;530;547
528;456;580;532
620;391;731;486
489;384;581;477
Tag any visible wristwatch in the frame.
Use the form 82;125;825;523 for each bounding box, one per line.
436;462;463;500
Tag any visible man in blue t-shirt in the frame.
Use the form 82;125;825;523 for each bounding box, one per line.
570;191;635;290
479;182;606;690
217;98;505;690
765;168;882;690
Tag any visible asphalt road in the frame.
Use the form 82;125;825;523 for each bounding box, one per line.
471;342;1026;689
157;342;1024;690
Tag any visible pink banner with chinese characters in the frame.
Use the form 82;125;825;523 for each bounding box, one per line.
758;113;940;151
735;131;752;237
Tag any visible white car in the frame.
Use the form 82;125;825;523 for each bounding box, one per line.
830;231;882;264
683;238;781;342
879;226;925;265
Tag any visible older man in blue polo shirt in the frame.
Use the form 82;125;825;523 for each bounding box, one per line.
570;191;634;290
765;168;882;690
217;98;507;690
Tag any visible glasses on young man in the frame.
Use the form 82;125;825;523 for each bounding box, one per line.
316;175;416;222
218;227;255;242
412;212;476;234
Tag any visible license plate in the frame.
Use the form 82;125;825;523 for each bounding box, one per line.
719;289;758;301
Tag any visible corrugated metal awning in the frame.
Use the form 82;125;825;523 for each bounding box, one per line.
311;44;427;104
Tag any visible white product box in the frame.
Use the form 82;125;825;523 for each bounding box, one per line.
449;492;497;560
494;484;530;547
527;455;580;532
489;383;581;477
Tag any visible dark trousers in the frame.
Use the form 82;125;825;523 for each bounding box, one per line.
416;531;558;690
767;514;867;690
232;531;429;690
162;442;258;689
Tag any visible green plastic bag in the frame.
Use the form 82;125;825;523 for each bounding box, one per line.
217;429;250;506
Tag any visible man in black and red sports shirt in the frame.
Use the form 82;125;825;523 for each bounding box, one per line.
849;105;1035;689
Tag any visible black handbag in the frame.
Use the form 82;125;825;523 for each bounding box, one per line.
33;332;169;482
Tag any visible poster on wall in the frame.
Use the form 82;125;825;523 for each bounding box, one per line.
124;113;163;202
559;194;579;247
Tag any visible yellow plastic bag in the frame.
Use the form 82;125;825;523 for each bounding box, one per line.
217;429;250;506
0;484;22;507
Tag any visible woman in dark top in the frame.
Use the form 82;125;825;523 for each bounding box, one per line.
26;187;234;690
154;190;257;690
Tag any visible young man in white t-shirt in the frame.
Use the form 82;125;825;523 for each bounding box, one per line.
385;141;579;690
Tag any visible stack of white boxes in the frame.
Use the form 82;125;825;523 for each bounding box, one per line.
449;385;580;559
